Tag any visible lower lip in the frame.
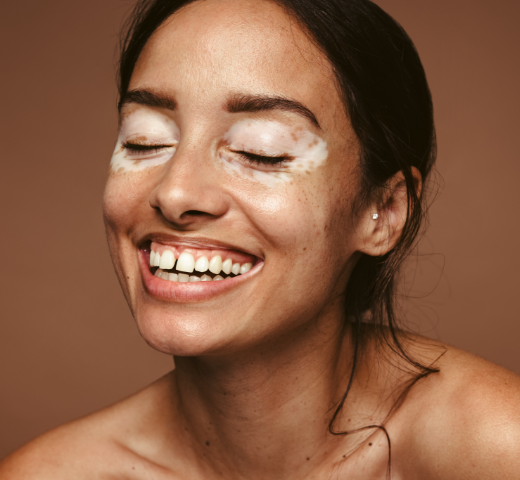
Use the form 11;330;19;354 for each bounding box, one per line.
139;250;263;302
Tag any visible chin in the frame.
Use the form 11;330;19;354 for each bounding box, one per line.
133;305;243;356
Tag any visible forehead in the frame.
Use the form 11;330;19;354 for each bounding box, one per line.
131;0;345;128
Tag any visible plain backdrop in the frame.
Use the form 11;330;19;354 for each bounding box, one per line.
1;0;519;459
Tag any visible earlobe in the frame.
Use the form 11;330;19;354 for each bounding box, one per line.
357;167;422;257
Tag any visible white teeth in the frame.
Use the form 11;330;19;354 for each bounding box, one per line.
195;256;209;272
222;259;232;274
152;245;255;281
209;255;223;274
154;269;169;280
240;263;252;274
159;250;176;270
177;252;195;273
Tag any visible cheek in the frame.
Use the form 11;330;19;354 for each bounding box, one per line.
218;153;292;188
103;169;157;234
110;148;174;173
231;175;331;249
260;174;356;263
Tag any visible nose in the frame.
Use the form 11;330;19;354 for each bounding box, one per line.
149;144;229;230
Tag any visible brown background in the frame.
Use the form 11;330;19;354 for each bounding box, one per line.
1;0;519;459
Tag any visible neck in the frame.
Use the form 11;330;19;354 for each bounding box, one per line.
172;309;360;479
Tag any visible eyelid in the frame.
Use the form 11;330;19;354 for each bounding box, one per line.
123;141;176;149
232;149;292;167
122;141;177;157
118;110;180;146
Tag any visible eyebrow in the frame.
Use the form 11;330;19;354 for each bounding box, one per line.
118;89;177;114
226;94;321;129
118;89;321;129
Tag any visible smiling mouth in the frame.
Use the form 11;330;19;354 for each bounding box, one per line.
149;241;258;283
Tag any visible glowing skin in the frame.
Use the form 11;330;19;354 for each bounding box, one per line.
103;0;363;360
110;106;180;173
220;119;328;186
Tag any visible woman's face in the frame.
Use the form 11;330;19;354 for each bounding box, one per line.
104;0;363;355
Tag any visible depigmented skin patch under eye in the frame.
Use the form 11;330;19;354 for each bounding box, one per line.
110;107;180;173
219;119;328;186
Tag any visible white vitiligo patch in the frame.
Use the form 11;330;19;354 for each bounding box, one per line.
110;106;180;173
220;119;328;186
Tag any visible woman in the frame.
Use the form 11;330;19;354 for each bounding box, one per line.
2;0;519;478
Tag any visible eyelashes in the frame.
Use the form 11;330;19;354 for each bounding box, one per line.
122;141;176;156
122;141;292;167
232;150;292;167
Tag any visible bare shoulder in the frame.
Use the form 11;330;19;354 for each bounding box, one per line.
397;342;520;479
0;372;179;480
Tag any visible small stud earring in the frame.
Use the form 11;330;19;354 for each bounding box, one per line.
372;213;379;220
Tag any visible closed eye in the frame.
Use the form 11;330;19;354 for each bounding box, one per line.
123;141;176;156
233;150;293;166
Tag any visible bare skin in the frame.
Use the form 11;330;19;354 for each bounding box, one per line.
2;1;519;478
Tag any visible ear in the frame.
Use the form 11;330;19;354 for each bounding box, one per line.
356;167;422;257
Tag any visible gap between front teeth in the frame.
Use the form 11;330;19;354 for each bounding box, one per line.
150;250;252;277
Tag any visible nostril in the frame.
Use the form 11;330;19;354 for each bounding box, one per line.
182;210;212;217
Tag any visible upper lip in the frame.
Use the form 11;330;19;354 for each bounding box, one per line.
139;232;263;259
